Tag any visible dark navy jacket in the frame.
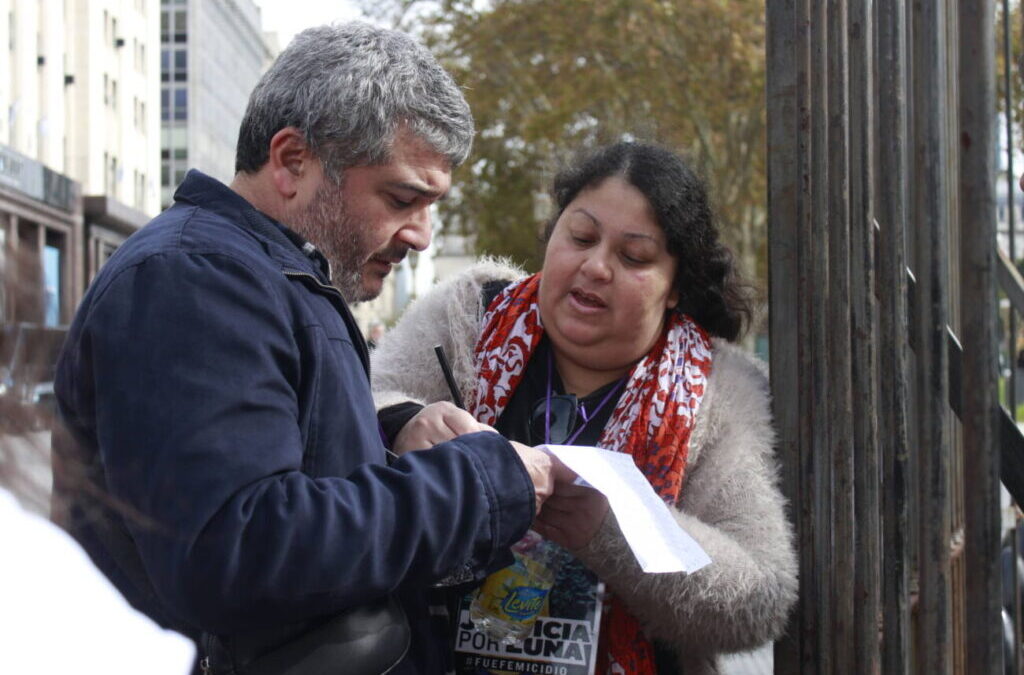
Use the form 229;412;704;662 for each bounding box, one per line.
54;171;534;672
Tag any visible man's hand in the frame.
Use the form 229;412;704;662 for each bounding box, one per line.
393;402;495;455
533;483;610;552
509;442;578;515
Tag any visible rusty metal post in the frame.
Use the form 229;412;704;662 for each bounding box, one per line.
827;0;856;670
958;0;1002;672
767;0;805;670
848;0;882;671
911;0;953;671
876;0;912;672
810;0;834;670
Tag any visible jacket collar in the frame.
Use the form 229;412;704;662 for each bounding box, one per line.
173;169;332;281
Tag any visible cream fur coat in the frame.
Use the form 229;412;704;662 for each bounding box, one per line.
371;260;798;674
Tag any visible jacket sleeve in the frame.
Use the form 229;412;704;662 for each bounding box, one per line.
371;259;523;411
79;251;535;634
572;343;798;656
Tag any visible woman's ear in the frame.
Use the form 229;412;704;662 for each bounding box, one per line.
666;287;680;310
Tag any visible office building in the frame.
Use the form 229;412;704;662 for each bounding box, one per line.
160;0;275;207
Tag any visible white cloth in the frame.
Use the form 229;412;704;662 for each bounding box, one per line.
0;487;195;674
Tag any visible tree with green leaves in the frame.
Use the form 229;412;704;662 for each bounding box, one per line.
363;0;767;285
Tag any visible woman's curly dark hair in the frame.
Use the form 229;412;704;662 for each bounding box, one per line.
543;142;753;342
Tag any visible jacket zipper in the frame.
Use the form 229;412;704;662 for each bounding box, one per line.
282;269;371;378
283;269;344;299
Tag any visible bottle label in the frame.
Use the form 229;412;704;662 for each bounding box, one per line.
476;560;553;625
500;585;549;621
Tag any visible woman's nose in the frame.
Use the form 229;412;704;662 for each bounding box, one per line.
580;250;612;281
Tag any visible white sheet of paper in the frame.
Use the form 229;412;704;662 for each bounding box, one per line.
542;444;712;574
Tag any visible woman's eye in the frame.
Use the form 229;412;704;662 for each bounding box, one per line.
570;234;594;245
622;252;648;265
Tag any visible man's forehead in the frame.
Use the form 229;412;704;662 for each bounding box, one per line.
378;139;452;193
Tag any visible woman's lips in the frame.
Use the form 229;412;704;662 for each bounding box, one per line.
568;288;608;312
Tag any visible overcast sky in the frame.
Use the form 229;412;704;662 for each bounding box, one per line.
255;0;366;51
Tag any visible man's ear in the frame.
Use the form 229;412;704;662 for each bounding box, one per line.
267;127;315;200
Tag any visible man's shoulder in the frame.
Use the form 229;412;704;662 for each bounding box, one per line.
83;202;281;313
104;203;270;277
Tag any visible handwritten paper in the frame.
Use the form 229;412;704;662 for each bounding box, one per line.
542;444;712;574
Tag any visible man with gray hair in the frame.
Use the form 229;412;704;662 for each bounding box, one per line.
53;22;572;674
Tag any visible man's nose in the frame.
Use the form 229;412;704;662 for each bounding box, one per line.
397;208;432;252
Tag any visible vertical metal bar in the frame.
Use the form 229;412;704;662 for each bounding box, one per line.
1013;525;1022;674
959;0;1002;671
849;0;882;671
767;0;804;668
943;6;966;673
877;0;911;672
911;0;953;670
827;1;856;671
1004;0;1018;420
811;1;833;671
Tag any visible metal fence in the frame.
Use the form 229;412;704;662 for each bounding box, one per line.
766;0;1007;671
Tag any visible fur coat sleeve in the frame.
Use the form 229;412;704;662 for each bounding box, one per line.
371;258;524;411
371;261;798;671
573;339;798;672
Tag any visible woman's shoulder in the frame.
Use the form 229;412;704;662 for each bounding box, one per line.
688;338;773;465
446;257;526;297
707;338;770;393
427;257;527;324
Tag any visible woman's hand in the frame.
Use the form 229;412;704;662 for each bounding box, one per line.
533;482;610;552
392;402;495;454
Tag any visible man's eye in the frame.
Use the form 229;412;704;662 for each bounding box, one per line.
390;196;414;208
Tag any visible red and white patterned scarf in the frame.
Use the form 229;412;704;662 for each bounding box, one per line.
468;273;714;675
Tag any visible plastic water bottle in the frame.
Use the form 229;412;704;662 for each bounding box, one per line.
469;531;564;644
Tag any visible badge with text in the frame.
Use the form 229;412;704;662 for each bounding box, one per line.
454;549;604;675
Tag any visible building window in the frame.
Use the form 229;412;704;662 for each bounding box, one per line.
135;170;146;210
103;74;109;105
160;10;169;41
111;79;118;109
140;102;146;132
161;89;169;120
43;241;62;326
140;43;146;73
0;225;6;321
173;88;187;120
173;9;186;43
108;156;118;198
173;49;186;81
8;11;14;51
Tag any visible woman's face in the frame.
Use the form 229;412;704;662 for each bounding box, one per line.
539;177;679;375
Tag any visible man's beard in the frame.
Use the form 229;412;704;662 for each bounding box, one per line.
288;180;390;304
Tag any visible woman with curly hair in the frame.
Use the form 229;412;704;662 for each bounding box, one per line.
373;141;797;674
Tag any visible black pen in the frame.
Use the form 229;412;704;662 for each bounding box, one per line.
434;345;465;409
